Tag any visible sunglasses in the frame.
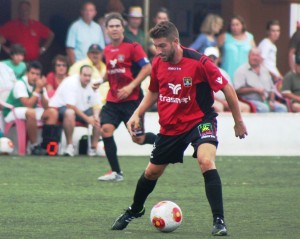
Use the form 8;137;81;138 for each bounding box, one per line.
56;64;67;67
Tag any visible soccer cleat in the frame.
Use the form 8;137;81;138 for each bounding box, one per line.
212;217;228;236
64;144;74;157
111;207;145;230
97;171;123;181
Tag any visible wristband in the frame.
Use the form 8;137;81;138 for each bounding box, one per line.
33;92;40;98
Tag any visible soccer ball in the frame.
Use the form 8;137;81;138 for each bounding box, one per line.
0;137;14;155
96;140;106;156
150;200;183;232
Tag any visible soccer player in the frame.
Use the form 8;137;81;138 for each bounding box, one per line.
97;12;156;182
111;21;248;236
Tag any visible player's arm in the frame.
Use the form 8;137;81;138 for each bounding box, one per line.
127;90;158;135
222;84;248;139
66;48;76;65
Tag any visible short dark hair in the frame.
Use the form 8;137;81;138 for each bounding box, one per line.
149;21;179;41
10;44;26;56
266;19;280;31
27;61;42;72
79;64;92;73
156;7;170;18
105;12;125;28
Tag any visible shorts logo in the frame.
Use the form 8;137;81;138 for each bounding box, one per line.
198;123;216;139
168;83;181;95
183;77;192;87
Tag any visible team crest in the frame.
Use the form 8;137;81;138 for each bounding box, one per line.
183;77;192;87
118;54;125;62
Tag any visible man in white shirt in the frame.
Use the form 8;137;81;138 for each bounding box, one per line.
43;65;101;156
258;20;282;82
3;61;48;155
66;2;105;64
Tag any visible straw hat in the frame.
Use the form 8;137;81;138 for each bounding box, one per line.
127;6;143;18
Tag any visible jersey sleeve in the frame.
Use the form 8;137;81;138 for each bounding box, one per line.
132;42;150;67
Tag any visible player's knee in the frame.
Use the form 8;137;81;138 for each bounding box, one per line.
144;168;161;180
198;157;215;172
25;108;36;119
132;135;144;144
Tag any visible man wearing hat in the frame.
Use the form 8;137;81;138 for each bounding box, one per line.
124;6;146;50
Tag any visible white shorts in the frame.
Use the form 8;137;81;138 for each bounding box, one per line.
4;107;44;123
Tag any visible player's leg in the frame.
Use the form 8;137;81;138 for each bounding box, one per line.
197;143;227;236
111;162;168;230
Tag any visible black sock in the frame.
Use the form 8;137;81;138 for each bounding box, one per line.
142;132;156;145
203;169;224;220
102;137;121;174
131;172;157;212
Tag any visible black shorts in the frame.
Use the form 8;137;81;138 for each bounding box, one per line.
150;119;218;165
100;100;144;134
58;106;93;124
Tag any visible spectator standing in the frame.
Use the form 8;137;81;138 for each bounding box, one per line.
110;21;248;236
258;20;282;82
124;6;146;50
2;44;26;80
218;15;256;80
2;61;48;155
97;12;156;182
0;0;54;61
204;47;250;113
234;48;287;113
66;2;105;64
45;55;68;98
281;58;300;112
45;65;101;157
189;14;223;54
288;21;300;73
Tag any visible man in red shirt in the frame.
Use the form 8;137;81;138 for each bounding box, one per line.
111;21;248;236
97;12;156;182
0;0;54;61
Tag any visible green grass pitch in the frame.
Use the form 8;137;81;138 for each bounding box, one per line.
0;155;299;239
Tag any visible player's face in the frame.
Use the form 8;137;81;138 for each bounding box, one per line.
27;68;41;86
268;25;280;42
153;37;177;62
80;67;92;87
106;19;124;41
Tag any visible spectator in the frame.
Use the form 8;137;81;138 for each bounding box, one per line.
124;6;146;50
281;57;300;112
0;0;54;61
45;65;101;157
0;63;17;101
2;61;48;155
189;14;223;54
148;7;170;57
288;21;300;73
204;47;251;113
66;1;105;64
2;44;26;80
234;47;287;113
218;15;256;80
45;54;68;98
97;12;156;182
258;20;282;82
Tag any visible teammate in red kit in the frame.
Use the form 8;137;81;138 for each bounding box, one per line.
110;21;248;236
97;12;156;182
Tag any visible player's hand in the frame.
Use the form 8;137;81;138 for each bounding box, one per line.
127;113;140;136
117;84;134;100
234;121;248;139
35;78;45;92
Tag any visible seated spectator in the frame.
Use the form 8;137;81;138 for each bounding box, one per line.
0;0;54;61
204;47;251;113
288;21;300;73
66;1;105;64
2;44;26;80
2;61;48;154
258;20;282;82
190;14;223;54
0;62;17;101
44;65;101;157
46;54;68;97
68;43;107;102
234;47;287;113
280;56;300;112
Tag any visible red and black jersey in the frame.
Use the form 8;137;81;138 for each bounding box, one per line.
104;37;150;102
149;46;228;135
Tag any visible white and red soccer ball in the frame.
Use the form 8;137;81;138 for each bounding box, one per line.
150;200;183;232
0;137;14;155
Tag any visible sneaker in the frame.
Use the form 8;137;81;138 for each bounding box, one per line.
111;207;145;230
97;171;123;181
88;148;96;157
212;217;228;236
64;144;74;157
31;145;47;155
